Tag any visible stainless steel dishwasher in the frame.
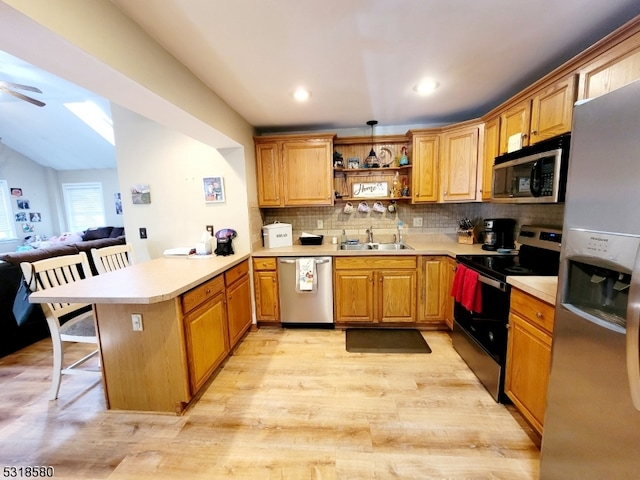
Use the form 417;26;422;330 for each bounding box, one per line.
277;257;334;326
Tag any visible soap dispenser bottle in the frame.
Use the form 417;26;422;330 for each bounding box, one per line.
397;221;404;245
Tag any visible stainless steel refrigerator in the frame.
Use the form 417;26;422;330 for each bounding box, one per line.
540;78;640;479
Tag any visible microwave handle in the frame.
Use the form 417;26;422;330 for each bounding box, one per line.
530;161;542;197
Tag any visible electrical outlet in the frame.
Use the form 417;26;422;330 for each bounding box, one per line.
317;219;324;229
131;313;143;331
413;217;423;227
139;227;147;239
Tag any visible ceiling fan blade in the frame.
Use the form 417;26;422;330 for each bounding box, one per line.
0;81;43;94
0;87;46;107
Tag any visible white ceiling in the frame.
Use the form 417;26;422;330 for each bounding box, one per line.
1;0;640;170
0;50;116;170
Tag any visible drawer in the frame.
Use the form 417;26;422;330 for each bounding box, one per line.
510;288;555;334
182;275;225;314
224;260;249;286
253;257;277;271
335;256;417;270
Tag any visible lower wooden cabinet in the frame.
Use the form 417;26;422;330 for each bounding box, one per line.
505;287;555;435
183;276;229;395
253;257;280;323
225;260;252;348
417;256;448;326
444;257;457;330
334;256;417;324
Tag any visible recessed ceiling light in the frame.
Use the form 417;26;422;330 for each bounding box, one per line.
293;88;311;102
413;80;439;96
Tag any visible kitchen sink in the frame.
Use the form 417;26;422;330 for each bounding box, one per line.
375;243;413;250
339;243;413;251
339;244;371;250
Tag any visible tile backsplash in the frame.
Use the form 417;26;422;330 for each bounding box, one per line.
261;202;564;243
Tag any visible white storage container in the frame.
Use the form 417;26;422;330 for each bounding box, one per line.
262;222;293;248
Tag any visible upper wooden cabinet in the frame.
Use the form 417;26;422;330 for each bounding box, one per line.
529;77;576;144
255;134;335;207
577;29;640;101
440;122;483;202
498;77;575;154
410;132;439;203
481;116;500;201
499;102;531;154
255;142;281;206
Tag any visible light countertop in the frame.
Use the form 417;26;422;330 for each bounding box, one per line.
507;276;558;305
28;253;250;305
252;236;497;258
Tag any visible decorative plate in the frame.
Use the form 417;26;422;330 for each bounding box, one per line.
379;147;394;167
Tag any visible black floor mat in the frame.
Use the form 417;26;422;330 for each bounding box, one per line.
345;328;432;353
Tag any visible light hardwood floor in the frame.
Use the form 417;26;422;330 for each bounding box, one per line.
0;328;540;479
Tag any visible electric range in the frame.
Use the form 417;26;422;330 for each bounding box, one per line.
452;225;562;402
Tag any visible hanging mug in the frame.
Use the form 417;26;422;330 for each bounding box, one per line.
358;201;370;213
387;202;397;213
343;202;354;214
373;201;385;213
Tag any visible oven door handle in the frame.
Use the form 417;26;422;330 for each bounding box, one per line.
477;273;507;292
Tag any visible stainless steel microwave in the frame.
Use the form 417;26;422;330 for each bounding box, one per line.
492;133;571;203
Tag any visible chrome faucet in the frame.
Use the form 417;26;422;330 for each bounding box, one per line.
366;226;374;244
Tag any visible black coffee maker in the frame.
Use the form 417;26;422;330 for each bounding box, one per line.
482;218;516;251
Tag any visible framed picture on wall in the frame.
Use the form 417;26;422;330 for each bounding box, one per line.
203;177;225;203
131;185;151;204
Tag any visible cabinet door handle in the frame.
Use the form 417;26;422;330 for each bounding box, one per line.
536;311;543;319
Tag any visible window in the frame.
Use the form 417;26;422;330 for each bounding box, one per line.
62;182;106;232
0;180;17;241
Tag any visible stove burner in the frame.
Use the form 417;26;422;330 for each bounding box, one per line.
504;266;533;274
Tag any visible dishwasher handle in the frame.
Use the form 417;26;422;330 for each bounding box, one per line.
279;258;331;265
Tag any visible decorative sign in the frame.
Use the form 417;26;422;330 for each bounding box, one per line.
352;182;388;198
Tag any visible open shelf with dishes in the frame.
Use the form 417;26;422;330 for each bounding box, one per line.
333;134;412;202
333;166;412;202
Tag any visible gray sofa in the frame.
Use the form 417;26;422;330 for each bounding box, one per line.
0;227;126;358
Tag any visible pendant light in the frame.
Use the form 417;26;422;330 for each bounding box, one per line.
365;120;379;168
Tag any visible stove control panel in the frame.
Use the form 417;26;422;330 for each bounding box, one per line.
518;225;563;252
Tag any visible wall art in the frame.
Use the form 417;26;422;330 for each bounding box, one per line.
203;177;225;203
131;185;151;204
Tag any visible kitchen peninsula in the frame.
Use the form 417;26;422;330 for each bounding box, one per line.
28;254;251;414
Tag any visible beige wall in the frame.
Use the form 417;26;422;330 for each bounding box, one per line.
112;105;250;261
0;143;55;251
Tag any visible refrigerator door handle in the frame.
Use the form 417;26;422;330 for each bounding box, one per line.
626;242;640;411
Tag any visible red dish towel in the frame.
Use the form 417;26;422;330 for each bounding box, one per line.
461;268;483;314
450;264;467;303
